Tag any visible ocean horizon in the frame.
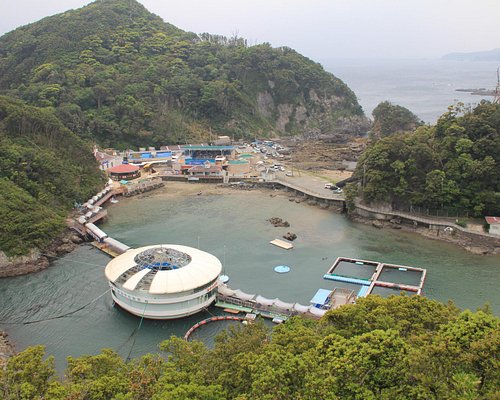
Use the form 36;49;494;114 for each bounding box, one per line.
320;57;499;123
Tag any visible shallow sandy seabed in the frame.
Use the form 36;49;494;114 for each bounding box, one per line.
142;181;286;199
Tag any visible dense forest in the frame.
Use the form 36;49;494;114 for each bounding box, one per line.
0;0;367;148
1;296;498;399
0;96;103;256
352;101;500;217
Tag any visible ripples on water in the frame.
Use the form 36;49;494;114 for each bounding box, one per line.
0;188;499;370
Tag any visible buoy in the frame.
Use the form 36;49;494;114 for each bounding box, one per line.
219;275;230;283
274;265;291;273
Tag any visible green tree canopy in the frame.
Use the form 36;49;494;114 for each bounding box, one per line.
372;100;422;138
0;96;103;256
1;296;498;399
354;101;500;216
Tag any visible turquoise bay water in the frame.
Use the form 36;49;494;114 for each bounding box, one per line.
0;186;499;369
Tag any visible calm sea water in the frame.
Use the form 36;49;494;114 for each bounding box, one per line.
1;187;499;369
321;58;500;123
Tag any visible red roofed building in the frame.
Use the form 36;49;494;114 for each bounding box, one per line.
485;216;500;236
108;164;141;181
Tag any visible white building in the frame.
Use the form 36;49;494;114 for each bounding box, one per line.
485;216;500;236
105;244;222;319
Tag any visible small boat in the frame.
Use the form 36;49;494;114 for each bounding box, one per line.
219;274;230;283
110;197;119;204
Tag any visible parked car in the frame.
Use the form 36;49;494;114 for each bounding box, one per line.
324;183;343;193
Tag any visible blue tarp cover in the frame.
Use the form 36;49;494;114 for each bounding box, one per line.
310;289;332;305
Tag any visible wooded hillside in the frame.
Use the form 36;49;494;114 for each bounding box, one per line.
352;101;500;217
0;96;103;256
0;0;367;148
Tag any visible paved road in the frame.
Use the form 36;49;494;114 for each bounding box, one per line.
272;170;345;201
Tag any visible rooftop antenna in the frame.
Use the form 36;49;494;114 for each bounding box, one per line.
494;67;500;104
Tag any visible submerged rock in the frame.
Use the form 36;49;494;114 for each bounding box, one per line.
267;217;290;227
283;232;297;241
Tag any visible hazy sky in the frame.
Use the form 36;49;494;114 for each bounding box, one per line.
1;0;499;60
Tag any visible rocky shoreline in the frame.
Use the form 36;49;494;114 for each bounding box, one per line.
0;229;86;366
0;331;15;367
0;229;84;279
350;214;500;255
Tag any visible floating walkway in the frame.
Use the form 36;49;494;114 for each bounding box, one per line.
323;273;371;286
324;257;427;297
215;284;330;320
72;184;132;257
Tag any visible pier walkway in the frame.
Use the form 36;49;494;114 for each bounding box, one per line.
326;257;427;297
215;284;340;320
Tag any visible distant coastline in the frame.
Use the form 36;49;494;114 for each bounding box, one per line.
455;88;496;96
442;48;500;61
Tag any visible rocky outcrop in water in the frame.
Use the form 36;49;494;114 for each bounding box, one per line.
267;217;290;227
0;230;84;278
283;232;297;241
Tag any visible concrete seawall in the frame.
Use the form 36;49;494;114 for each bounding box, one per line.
353;203;500;255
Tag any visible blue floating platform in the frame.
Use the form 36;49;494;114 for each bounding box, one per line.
274;265;291;274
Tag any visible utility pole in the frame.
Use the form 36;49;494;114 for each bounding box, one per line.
494;67;500;104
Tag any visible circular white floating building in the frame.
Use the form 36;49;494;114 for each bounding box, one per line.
105;244;222;319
